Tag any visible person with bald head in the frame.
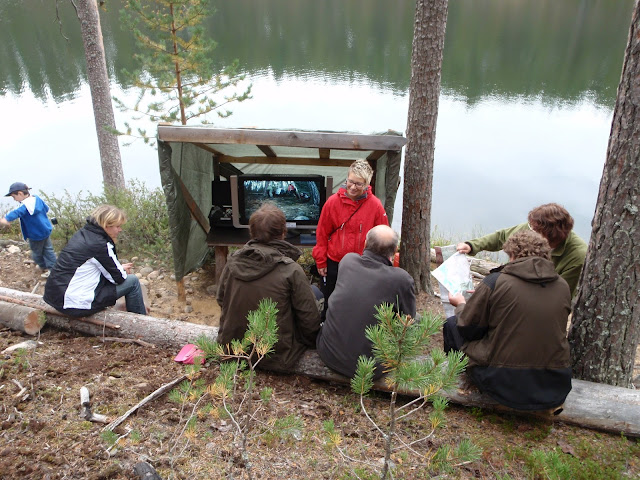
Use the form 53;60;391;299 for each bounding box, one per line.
316;225;416;379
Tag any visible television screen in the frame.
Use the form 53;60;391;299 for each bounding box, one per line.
233;174;328;229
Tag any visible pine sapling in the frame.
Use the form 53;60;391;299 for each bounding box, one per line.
195;297;279;479
330;303;480;479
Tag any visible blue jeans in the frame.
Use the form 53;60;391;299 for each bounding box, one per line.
115;275;147;315
28;237;57;269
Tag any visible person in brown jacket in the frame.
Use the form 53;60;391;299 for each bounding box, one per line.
216;202;322;372
443;230;572;411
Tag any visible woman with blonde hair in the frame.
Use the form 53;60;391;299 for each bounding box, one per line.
312;159;389;314
44;205;147;316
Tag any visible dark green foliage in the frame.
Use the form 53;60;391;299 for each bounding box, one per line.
116;0;252;143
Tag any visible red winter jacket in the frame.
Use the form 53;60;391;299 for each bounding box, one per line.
312;186;388;269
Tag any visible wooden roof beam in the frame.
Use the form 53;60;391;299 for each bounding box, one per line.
192;143;224;156
257;145;277;157
158;126;407;151
217;155;354;167
366;150;387;162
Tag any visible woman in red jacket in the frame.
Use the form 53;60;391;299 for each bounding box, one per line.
312;160;389;314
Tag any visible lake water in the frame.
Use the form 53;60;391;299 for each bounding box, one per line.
0;0;634;242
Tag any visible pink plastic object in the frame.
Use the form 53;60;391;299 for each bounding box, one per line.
174;344;205;365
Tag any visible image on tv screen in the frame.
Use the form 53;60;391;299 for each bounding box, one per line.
241;178;323;224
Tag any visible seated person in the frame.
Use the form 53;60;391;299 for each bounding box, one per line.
316;225;416;379
44;205;147;316
216;202;322;372
444;230;572;411
456;203;587;296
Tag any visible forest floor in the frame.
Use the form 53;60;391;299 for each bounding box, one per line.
0;240;639;479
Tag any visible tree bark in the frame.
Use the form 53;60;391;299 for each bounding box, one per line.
568;1;640;387
1;287;638;437
401;0;449;294
75;0;125;190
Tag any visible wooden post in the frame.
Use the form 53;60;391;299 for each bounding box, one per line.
214;246;229;284
176;278;186;302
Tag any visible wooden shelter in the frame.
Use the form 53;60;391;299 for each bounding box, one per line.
157;126;407;296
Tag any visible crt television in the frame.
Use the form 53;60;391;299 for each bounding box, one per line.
230;174;333;231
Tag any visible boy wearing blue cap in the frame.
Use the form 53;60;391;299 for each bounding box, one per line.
1;182;57;277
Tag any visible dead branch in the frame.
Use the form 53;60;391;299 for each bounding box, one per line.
103;375;188;432
98;337;156;348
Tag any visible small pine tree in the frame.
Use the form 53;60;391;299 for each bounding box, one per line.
328;303;480;479
194;298;279;479
116;0;252;144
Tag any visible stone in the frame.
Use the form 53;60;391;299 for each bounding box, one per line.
139;266;154;277
148;271;160;280
7;245;20;254
205;285;217;296
183;305;193;314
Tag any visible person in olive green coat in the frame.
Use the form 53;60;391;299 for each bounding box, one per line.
456;203;587;296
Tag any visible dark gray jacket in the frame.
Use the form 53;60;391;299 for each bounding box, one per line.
316;250;416;379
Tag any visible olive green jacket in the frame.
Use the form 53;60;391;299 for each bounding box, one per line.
466;223;587;296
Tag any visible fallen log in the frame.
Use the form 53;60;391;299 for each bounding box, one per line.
0;286;638;437
0;301;46;335
0;287;214;348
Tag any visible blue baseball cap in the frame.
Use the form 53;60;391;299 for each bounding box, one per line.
5;182;31;196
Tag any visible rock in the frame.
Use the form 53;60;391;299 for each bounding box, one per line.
135;273;142;279
131;256;139;262
139;279;150;286
148;271;160;280
184;305;193;314
170;274;176;280
139;267;154;277
7;245;20;254
633;375;640;389
2;340;41;354
205;285;217;296
186;288;194;294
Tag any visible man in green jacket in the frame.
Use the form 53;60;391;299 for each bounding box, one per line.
456;203;587;296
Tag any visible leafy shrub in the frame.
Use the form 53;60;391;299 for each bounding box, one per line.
40;180;170;262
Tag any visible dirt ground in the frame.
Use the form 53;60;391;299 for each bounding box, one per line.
0;241;638;479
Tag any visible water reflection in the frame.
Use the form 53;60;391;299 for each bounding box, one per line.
0;0;634;242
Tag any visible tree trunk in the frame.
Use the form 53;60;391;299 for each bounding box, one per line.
75;0;125;190
400;0;449;294
568;1;640;387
